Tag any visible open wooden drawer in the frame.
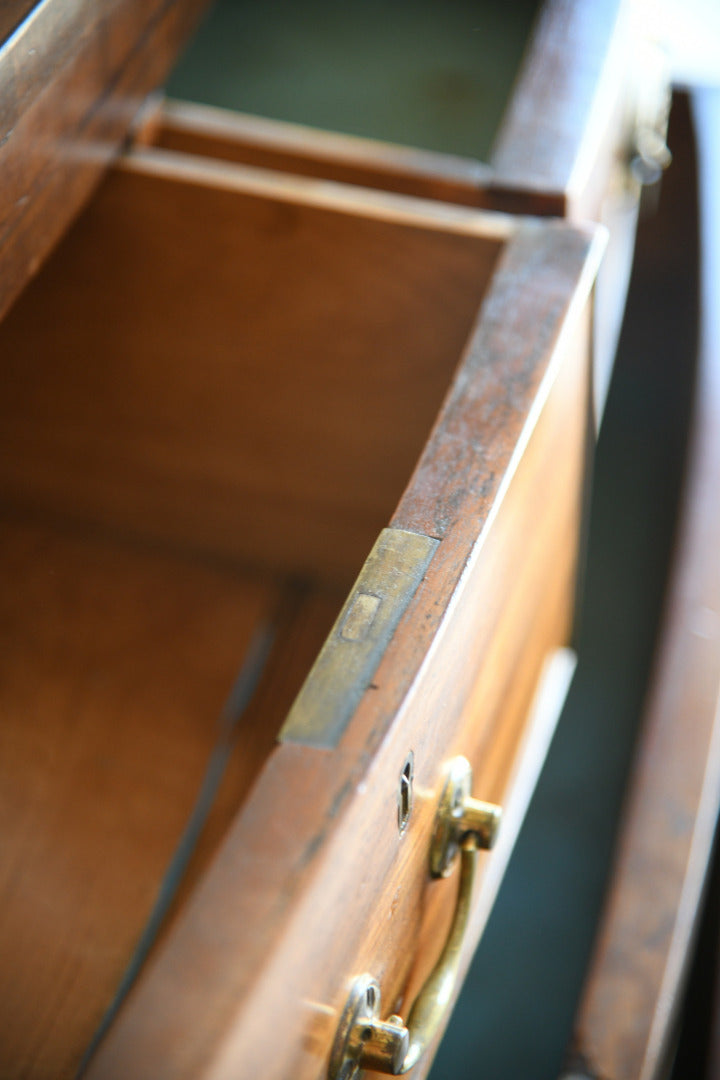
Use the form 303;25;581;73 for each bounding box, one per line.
0;145;603;1079
150;0;669;421
156;0;649;217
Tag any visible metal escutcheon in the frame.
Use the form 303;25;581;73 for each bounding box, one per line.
328;757;501;1078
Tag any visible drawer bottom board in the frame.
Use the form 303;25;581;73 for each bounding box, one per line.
0;512;343;1079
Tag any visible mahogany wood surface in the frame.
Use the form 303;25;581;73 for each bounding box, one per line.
0;152;507;584
145;100;494;206
489;0;639;424
0;507;345;1078
153;0;632;220
0;136;601;1078
488;0;629;217
0;0;211;324
85;220;601;1080
564;93;720;1080
145;0;639;426
165;586;346;919
0;4;653;1078
0;513;286;1079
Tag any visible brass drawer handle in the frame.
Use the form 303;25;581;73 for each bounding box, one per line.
329;758;501;1078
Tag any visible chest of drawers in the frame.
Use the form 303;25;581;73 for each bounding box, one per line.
0;3;670;1078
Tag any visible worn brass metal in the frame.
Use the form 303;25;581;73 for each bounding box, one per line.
329;976;410;1080
329;758;501;1077
429;756;502;878
349;1014;409;1075
280;528;438;749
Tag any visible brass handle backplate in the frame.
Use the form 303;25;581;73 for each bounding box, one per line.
328;758;501;1078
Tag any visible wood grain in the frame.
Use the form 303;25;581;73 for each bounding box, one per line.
0;6;653;1078
0;512;283;1079
144;100;494;206
0;150;505;583
146;1;633;223
84;220;600;1080
162;583;346;930
0;0;211;323
564;92;720;1080
487;0;640;422
145;0;639;227
138;0;640;426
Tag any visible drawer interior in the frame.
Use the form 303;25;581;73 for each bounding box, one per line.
166;0;540;161
0;150;510;1077
0;153;507;584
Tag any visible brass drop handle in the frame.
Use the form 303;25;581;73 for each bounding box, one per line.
328;758;501;1078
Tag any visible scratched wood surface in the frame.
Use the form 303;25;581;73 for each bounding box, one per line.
83;219;601;1080
0;152;507;583
563;92;720;1080
0;0;211;324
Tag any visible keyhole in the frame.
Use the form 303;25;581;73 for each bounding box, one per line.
397;752;414;834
